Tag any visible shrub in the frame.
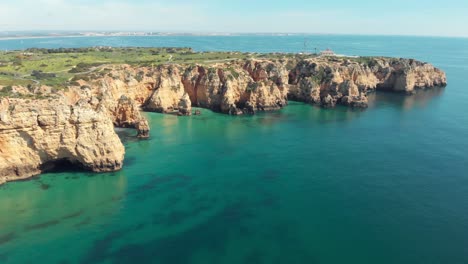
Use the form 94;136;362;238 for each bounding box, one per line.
135;73;144;82
26;84;36;92
2;85;13;93
227;68;240;79
246;82;259;92
71;74;91;82
68;62;102;73
31;70;56;79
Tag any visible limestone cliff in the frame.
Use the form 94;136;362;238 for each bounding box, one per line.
288;57;446;107
0;98;124;185
144;66;187;113
181;62;288;114
371;58;447;93
66;57;445;115
0;55;446;183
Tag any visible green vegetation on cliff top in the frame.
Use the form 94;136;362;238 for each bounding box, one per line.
0;47;312;98
0;47;384;98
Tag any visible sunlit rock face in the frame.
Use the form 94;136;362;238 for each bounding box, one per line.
0;98;125;184
0;56;446;183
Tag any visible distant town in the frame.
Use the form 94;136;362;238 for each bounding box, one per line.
0;31;310;40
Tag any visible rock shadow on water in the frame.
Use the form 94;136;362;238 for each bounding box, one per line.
82;228;130;263
61;210;84;220
74;217;92;229
162;210;195;226
260;169;281;181
131;173;192;194
287;100;366;125
65;175;81;180
154;199;213;227
40;159;86;174
81;222;150;263
24;219;61;232
122;156;137;167
162;195;183;209
115;128;138;144
83;202;256;264
368;87;446;110
34;180;51;190
219;202;255;221
0;232;16;246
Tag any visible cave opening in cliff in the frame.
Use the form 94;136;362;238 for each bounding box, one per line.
40;159;84;174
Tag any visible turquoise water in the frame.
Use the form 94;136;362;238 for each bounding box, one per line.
1;35;468;264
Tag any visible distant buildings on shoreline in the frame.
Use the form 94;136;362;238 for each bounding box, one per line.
320;48;336;56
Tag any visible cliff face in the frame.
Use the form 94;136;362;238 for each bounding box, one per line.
69;57;444;118
136;57;445;113
372;58;447;93
0;56;446;183
144;66;187;113
288;59;377;107
0;98;124;185
181;62;288;114
287;57;447;107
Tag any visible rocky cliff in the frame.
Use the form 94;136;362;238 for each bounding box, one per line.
0;98;124;185
142;57;446;113
0;56;446;183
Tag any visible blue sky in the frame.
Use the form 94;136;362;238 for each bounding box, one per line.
1;0;467;37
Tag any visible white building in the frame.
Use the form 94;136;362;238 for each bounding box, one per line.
320;48;336;56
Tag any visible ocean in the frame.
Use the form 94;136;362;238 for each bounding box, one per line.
0;35;467;264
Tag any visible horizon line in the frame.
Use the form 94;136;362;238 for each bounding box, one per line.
0;30;467;39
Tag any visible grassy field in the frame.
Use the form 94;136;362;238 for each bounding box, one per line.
0;47;315;98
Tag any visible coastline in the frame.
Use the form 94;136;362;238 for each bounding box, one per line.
0;35;89;41
0;48;447;184
1;33;467;42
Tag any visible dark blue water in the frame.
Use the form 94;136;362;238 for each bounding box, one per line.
0;35;467;264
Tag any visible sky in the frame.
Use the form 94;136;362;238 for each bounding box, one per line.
0;0;467;37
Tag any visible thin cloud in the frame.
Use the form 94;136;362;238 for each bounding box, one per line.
0;0;466;37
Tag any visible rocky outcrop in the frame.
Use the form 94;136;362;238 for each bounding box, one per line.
135;119;150;138
144;66;186;113
0;55;446;184
181;62;288;114
62;57;446;115
371;58;447;94
0;98;124;185
141;57;445;111
112;95;149;138
288;59;377;107
287;57;446;107
113;95;143;127
178;93;192;116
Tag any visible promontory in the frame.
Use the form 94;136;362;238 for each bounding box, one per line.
0;47;447;184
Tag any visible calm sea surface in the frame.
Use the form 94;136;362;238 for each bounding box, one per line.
0;35;468;264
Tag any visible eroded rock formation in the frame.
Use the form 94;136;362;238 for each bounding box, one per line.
0;56;446;183
0;98;124;184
